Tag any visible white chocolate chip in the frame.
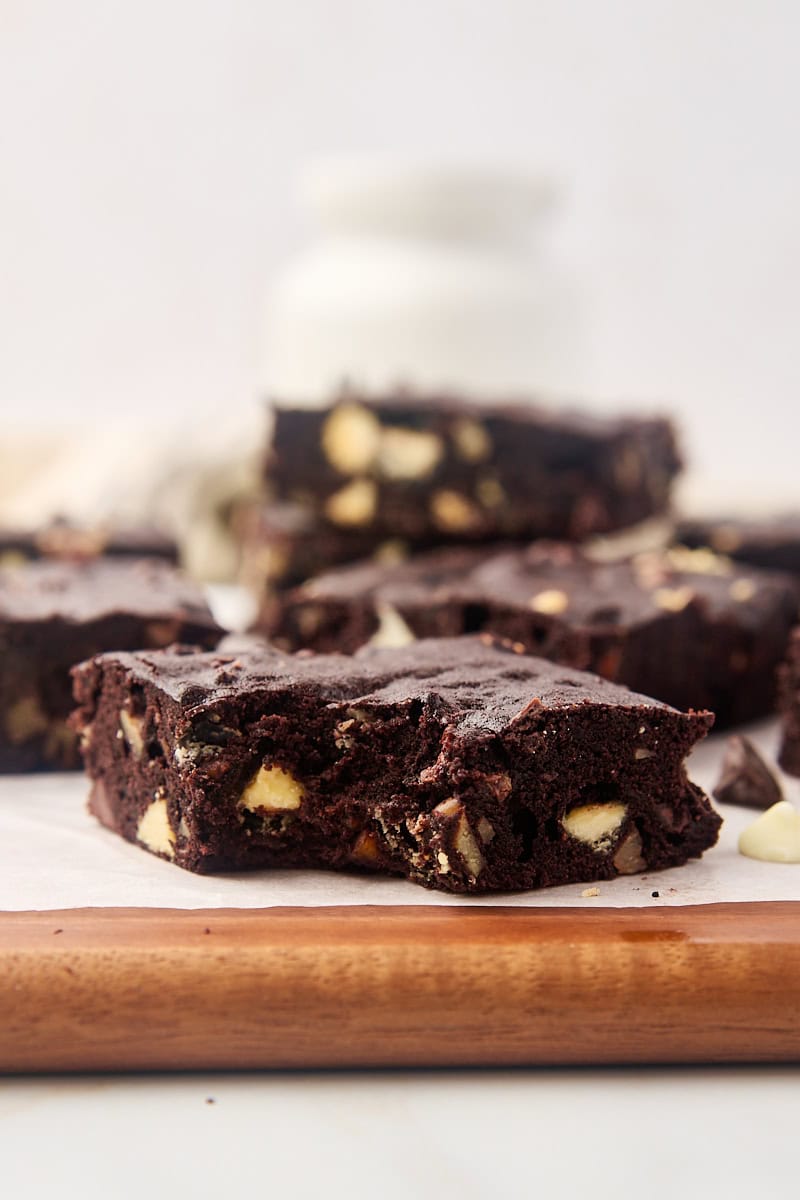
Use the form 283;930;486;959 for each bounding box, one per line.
436;851;451;874
454;812;485;878
634;747;654;760
324;478;377;526
475;476;506;508
613;828;646;874
729;578;757;603
665;545;731;576
378;427;443;480
738;801;800;863
451;417;492;462
137;798;176;858
239;764;305;812
368;601;417;648
434;798;485;878
529;589;569;615
430;489;481;532
320;403;381;473
120;709;145;759
562;802;628;851
653;585;694;612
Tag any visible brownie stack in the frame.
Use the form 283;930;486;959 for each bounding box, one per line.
65;390;794;893
240;391;682;600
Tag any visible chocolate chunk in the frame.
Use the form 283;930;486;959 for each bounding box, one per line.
713;736;783;809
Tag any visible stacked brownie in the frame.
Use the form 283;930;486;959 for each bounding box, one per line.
0;518;179;567
0;557;221;770
264;542;799;727
239;391;682;595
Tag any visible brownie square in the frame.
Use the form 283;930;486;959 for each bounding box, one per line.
0;519;178;566
265;542;799;727
0;559;222;771
72;636;720;893
676;514;800;577
779;629;800;776
266;392;681;543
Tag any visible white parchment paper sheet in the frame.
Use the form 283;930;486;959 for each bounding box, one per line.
1;718;799;910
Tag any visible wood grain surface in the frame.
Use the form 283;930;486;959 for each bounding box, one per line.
2;902;799;1072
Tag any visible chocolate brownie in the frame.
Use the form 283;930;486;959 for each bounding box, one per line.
778;629;800;775
71;636;719;893
266;543;799;726
0;560;221;771
676;515;800;576
0;519;178;566
266;393;682;542
237;500;412;594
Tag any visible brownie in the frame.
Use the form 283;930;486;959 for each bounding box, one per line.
0;559;222;771
0;519;179;566
778;629;800;776
266;542;799;727
266;393;682;543
237;500;413;594
71;636;720;893
676;515;800;576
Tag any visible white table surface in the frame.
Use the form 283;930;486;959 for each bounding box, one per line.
2;1066;799;1199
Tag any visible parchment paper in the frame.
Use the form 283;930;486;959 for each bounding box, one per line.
1;718;798;911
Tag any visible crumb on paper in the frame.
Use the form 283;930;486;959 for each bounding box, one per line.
581;886;600;898
651;890;660;898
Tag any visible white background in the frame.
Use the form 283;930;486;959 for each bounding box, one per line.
2;4;800;1192
1;0;799;501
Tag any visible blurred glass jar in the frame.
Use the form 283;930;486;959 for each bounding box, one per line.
261;161;585;403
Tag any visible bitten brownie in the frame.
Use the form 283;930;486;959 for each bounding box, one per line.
677;514;800;576
778;629;800;776
0;560;222;771
266;393;682;543
71;637;720;894
266;543;799;727
0;519;179;566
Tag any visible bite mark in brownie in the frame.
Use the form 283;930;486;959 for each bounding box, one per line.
0;559;222;771
71;636;720;893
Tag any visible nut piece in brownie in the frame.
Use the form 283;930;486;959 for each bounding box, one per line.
266;542;799;727
779;629;800;776
0;559;221;771
0;518;178;567
72;636;720;894
266;392;682;542
676;514;800;577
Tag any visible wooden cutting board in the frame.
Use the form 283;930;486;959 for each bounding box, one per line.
2;901;799;1071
